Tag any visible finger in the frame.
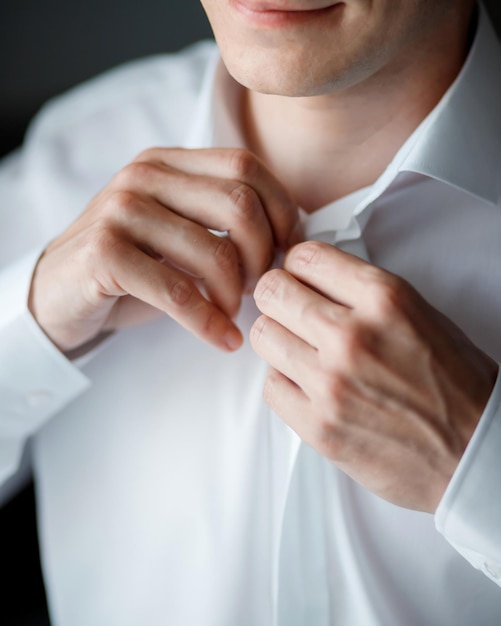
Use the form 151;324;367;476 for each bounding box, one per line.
101;241;243;352
250;314;317;392
133;147;303;249
112;197;243;318
284;241;382;308
261;366;311;439
110;166;276;287
253;268;351;348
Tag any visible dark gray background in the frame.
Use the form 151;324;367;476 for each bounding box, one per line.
0;1;500;624
0;0;213;157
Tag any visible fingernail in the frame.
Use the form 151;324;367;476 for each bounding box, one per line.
287;221;305;248
224;326;243;351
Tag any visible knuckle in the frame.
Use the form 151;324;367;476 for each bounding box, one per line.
107;189;141;220
254;268;284;303
133;147;158;162
316;419;346;460
229;182;261;224
262;369;280;408
83;227;121;264
313;364;349;411
114;161;154;189
338;322;364;370
228;148;259;180
321;370;347;406
311;383;350;459
88;225;118;258
287;240;325;271
249;315;268;349
368;270;410;319
213;237;238;273
202;306;224;337
312;314;360;366
169;278;195;308
308;370;355;461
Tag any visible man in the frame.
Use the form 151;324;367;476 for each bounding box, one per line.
1;0;500;623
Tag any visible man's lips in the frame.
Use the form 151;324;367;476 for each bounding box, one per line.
239;0;339;10
231;0;344;25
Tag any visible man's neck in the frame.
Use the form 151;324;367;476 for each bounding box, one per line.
241;9;475;213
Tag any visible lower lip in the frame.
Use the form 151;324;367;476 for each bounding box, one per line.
231;1;343;28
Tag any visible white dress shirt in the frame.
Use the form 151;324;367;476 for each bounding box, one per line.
1;4;501;625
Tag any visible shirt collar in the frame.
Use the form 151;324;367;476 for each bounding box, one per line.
400;3;501;206
186;2;501;209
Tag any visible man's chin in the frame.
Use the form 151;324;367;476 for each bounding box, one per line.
223;53;339;98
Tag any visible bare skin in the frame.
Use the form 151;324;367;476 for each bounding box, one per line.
204;0;497;511
29;0;497;513
238;1;476;210
29;148;301;353
250;243;498;512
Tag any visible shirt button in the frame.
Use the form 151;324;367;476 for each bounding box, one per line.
26;389;53;409
484;561;501;580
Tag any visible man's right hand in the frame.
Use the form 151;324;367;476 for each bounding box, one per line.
28;147;301;353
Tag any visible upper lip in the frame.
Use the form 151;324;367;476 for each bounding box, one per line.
237;1;340;11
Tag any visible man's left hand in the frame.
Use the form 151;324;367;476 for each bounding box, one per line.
250;241;498;513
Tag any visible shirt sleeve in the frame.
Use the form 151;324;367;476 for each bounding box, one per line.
435;366;501;586
0;47;214;494
0;249;90;488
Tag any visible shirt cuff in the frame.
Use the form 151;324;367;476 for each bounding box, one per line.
435;365;501;584
0;250;90;444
